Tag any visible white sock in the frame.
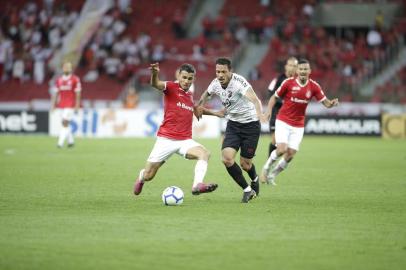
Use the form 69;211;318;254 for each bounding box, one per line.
193;160;208;188
243;186;252;192
67;129;74;145
264;150;279;170
57;127;69;147
139;169;145;183
271;158;289;177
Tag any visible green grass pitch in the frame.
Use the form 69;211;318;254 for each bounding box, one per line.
0;135;405;270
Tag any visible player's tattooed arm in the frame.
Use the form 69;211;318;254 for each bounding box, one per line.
149;63;165;91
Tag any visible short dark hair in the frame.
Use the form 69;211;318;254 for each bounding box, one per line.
298;58;309;65
216;57;232;70
179;63;195;74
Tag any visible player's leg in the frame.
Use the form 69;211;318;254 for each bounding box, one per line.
182;142;217;195
261;120;288;182
57;119;70;148
239;120;261;195
268;125;304;184
268;118;277;157
133;137;176;196
134;161;163;195
57;109;73;148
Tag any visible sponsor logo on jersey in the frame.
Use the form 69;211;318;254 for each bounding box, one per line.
233;76;248;88
59;85;73;91
290;97;308;104
292;86;300;91
176;102;193;112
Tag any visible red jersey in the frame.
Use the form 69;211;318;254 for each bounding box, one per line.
157;81;194;140
55;74;81;108
275;78;326;127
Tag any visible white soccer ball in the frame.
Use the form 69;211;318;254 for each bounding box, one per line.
161;186;184;206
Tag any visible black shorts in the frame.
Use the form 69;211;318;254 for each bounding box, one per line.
269;103;282;132
222;120;261;159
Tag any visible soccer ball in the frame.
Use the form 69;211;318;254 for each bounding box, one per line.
161;186;184;206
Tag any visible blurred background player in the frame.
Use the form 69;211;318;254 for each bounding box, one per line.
262;59;339;185
261;56;298;183
133;63;218;197
196;57;266;203
51;61;81;148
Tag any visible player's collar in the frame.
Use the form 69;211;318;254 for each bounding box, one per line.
296;78;309;87
62;74;72;80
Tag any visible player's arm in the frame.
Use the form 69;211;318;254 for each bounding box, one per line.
266;94;278;120
150;63;165;91
75;91;81;112
322;98;339;108
201;107;225;118
244;87;266;122
194;89;211;120
50;86;59;111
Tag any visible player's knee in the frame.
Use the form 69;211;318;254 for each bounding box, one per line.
201;148;210;161
222;156;234;167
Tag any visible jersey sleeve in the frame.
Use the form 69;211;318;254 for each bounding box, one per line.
207;79;216;95
74;77;82;92
275;79;289;98
312;81;326;102
163;81;172;93
268;78;277;92
238;76;252;96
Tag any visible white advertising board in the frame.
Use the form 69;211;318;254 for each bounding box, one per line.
49;109;221;138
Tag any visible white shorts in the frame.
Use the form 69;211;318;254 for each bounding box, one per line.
147;136;202;163
275;120;304;151
61;108;74;121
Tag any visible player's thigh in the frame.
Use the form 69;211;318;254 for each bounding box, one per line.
147;137;180;163
62;108;74;121
178;139;206;160
222;120;241;152
240;121;260;159
275;120;290;145
287;126;304;151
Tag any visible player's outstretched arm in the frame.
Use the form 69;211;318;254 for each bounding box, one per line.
201;107;225;118
149;63;165;91
322;98;339;108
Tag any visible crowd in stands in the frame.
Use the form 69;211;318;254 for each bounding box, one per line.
0;0;404;104
0;0;80;84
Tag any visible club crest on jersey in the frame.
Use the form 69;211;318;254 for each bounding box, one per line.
306;90;311;98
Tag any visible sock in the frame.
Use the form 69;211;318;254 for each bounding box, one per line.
263;150;279;170
57;126;69;147
271;158;289;177
268;143;276;157
138;169;145;183
67;129;74;145
193;160;208;188
247;164;257;181
243;186;252;192
226;162;249;189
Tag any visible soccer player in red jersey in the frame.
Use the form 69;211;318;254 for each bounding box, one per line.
51;61;81;148
262;59;339;185
133;63;218;196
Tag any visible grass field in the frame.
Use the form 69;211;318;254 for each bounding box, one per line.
0;135;405;270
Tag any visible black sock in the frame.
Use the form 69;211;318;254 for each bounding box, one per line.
247;164;257;181
226;163;248;189
268;143;276;157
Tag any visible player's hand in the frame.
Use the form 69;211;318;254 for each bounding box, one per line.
194;105;204;120
149;63;160;74
331;98;339;107
259;113;268;123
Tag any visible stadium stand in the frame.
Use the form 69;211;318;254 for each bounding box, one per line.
0;0;405;105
